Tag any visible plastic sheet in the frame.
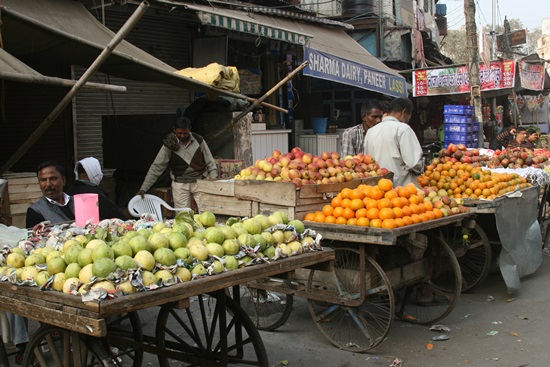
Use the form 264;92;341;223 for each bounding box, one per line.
494;186;543;292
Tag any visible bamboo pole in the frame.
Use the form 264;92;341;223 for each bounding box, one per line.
0;72;127;92
0;1;149;176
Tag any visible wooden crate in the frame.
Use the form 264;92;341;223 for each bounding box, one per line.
1;173;42;228
195;173;393;220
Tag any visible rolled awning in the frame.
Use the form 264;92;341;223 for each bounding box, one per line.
0;0;251;100
183;3;407;98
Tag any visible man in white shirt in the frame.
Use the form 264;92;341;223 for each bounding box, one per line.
364;98;423;187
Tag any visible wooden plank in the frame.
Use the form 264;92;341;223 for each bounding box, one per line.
11;214;25;228
4;176;38;186
385;259;428;289
234;180;297;206
194;192;252;217
196;179;235;197
9;192;42;201
257;203;295;220
10;203;34;215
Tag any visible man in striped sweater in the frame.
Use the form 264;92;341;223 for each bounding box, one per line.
137;117;218;209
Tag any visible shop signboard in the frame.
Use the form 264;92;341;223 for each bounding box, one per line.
303;47;407;98
518;60;545;91
413;60;516;97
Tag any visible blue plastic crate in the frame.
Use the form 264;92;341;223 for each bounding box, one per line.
444;123;473;133
472;122;480;131
444;105;474;115
444;114;473;123
466;142;478;148
444;132;470;143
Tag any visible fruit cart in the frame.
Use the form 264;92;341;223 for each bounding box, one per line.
457;185;543;293
0;250;334;367
236;212;472;352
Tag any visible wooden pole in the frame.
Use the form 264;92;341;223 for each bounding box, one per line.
0;72;127;93
464;0;483;146
0;1;149;176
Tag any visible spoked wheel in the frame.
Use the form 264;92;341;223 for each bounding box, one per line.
22;324;113;367
231;279;294;331
103;312;143;367
155;290;269;367
395;235;461;325
538;186;550;248
441;223;492;292
307;247;394;352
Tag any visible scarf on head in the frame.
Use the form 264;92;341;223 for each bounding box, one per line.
75;157;103;186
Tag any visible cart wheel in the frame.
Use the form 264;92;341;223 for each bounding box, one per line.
228;279;294;331
103;312;143;367
538;189;550;248
155;290;269;367
307;248;394;352
442;223;492;292
395;235;461;325
22;324;113;367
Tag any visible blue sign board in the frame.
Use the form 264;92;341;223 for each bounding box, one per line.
303;47;407;98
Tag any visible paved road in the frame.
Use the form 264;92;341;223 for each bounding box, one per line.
13;255;549;367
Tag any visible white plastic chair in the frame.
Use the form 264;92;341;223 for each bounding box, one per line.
128;194;192;221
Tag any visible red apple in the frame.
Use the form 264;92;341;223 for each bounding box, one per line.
344;159;355;169
331;152;340;160
288;169;300;180
363;154;374;164
320;151;331;160
315;158;327;169
292;177;302;187
302;153;313;164
272;150;282;159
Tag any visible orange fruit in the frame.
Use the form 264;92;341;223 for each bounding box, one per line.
384;189;398;200
357;217;370;226
369;187;384;200
393;207;404;218
347;218;358;226
397;186;410;198
405;183;418;195
424;201;433;211
400;197;410;207
419;213;429;222
409;195;421;205
394;218;405;227
325;215;337;224
402;206;412;217
355;208;367;218
378;178;393;192
365;198;379;210
313;212;326;222
381;219;397;229
391;197;403;208
322;205;334;216
377;198;393;210
350;198;365;211
369;218;382;228
350;188;365;200
343;207;355;220
335;216;347;225
340;188;352;199
333;206;344;218
402;216;413;226
367;207;380;220
417;203;427;213
331;196;342;208
341;198;351;208
411;214;421;224
304;212;315;221
426;211;436;220
409;203;420;214
379;207;395;220
361;185;373;197
433;208;443;219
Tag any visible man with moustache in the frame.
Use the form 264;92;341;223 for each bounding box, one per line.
26;160;75;228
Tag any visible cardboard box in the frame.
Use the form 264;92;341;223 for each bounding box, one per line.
216;159;243;179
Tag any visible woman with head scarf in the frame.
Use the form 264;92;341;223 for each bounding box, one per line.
67;157;128;220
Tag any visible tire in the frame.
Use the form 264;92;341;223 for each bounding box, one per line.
22;324;114;367
442;223;492;292
395;236;462;324
230;279;294;331
155;291;269;367
307;247;394;352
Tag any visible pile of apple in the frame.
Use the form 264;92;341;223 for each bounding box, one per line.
0;211;319;298
437;143;489;165
235;147;389;187
486;148;550;169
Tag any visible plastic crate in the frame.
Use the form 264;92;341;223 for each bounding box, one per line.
472;122;480;131
466;142;478;148
443;114;473;124
444;123;473;133
443;105;473;115
444;132;469;143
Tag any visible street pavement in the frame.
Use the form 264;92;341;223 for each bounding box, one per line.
13;255;550;367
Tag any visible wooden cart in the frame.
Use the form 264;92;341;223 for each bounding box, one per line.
237;213;472;352
0;250;334;367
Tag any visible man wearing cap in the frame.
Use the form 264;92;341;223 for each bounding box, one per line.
137;117;218;208
67;157;128;220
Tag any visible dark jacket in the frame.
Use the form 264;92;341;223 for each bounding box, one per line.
26;196;75;228
67;180;128;220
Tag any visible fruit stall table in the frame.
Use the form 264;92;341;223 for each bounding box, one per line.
463;185;543;293
0;249;334;367
237;212;473;353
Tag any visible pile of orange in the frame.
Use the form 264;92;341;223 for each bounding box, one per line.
418;161;530;200
304;178;444;229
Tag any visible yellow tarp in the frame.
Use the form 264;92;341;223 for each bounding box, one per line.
175;63;240;93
